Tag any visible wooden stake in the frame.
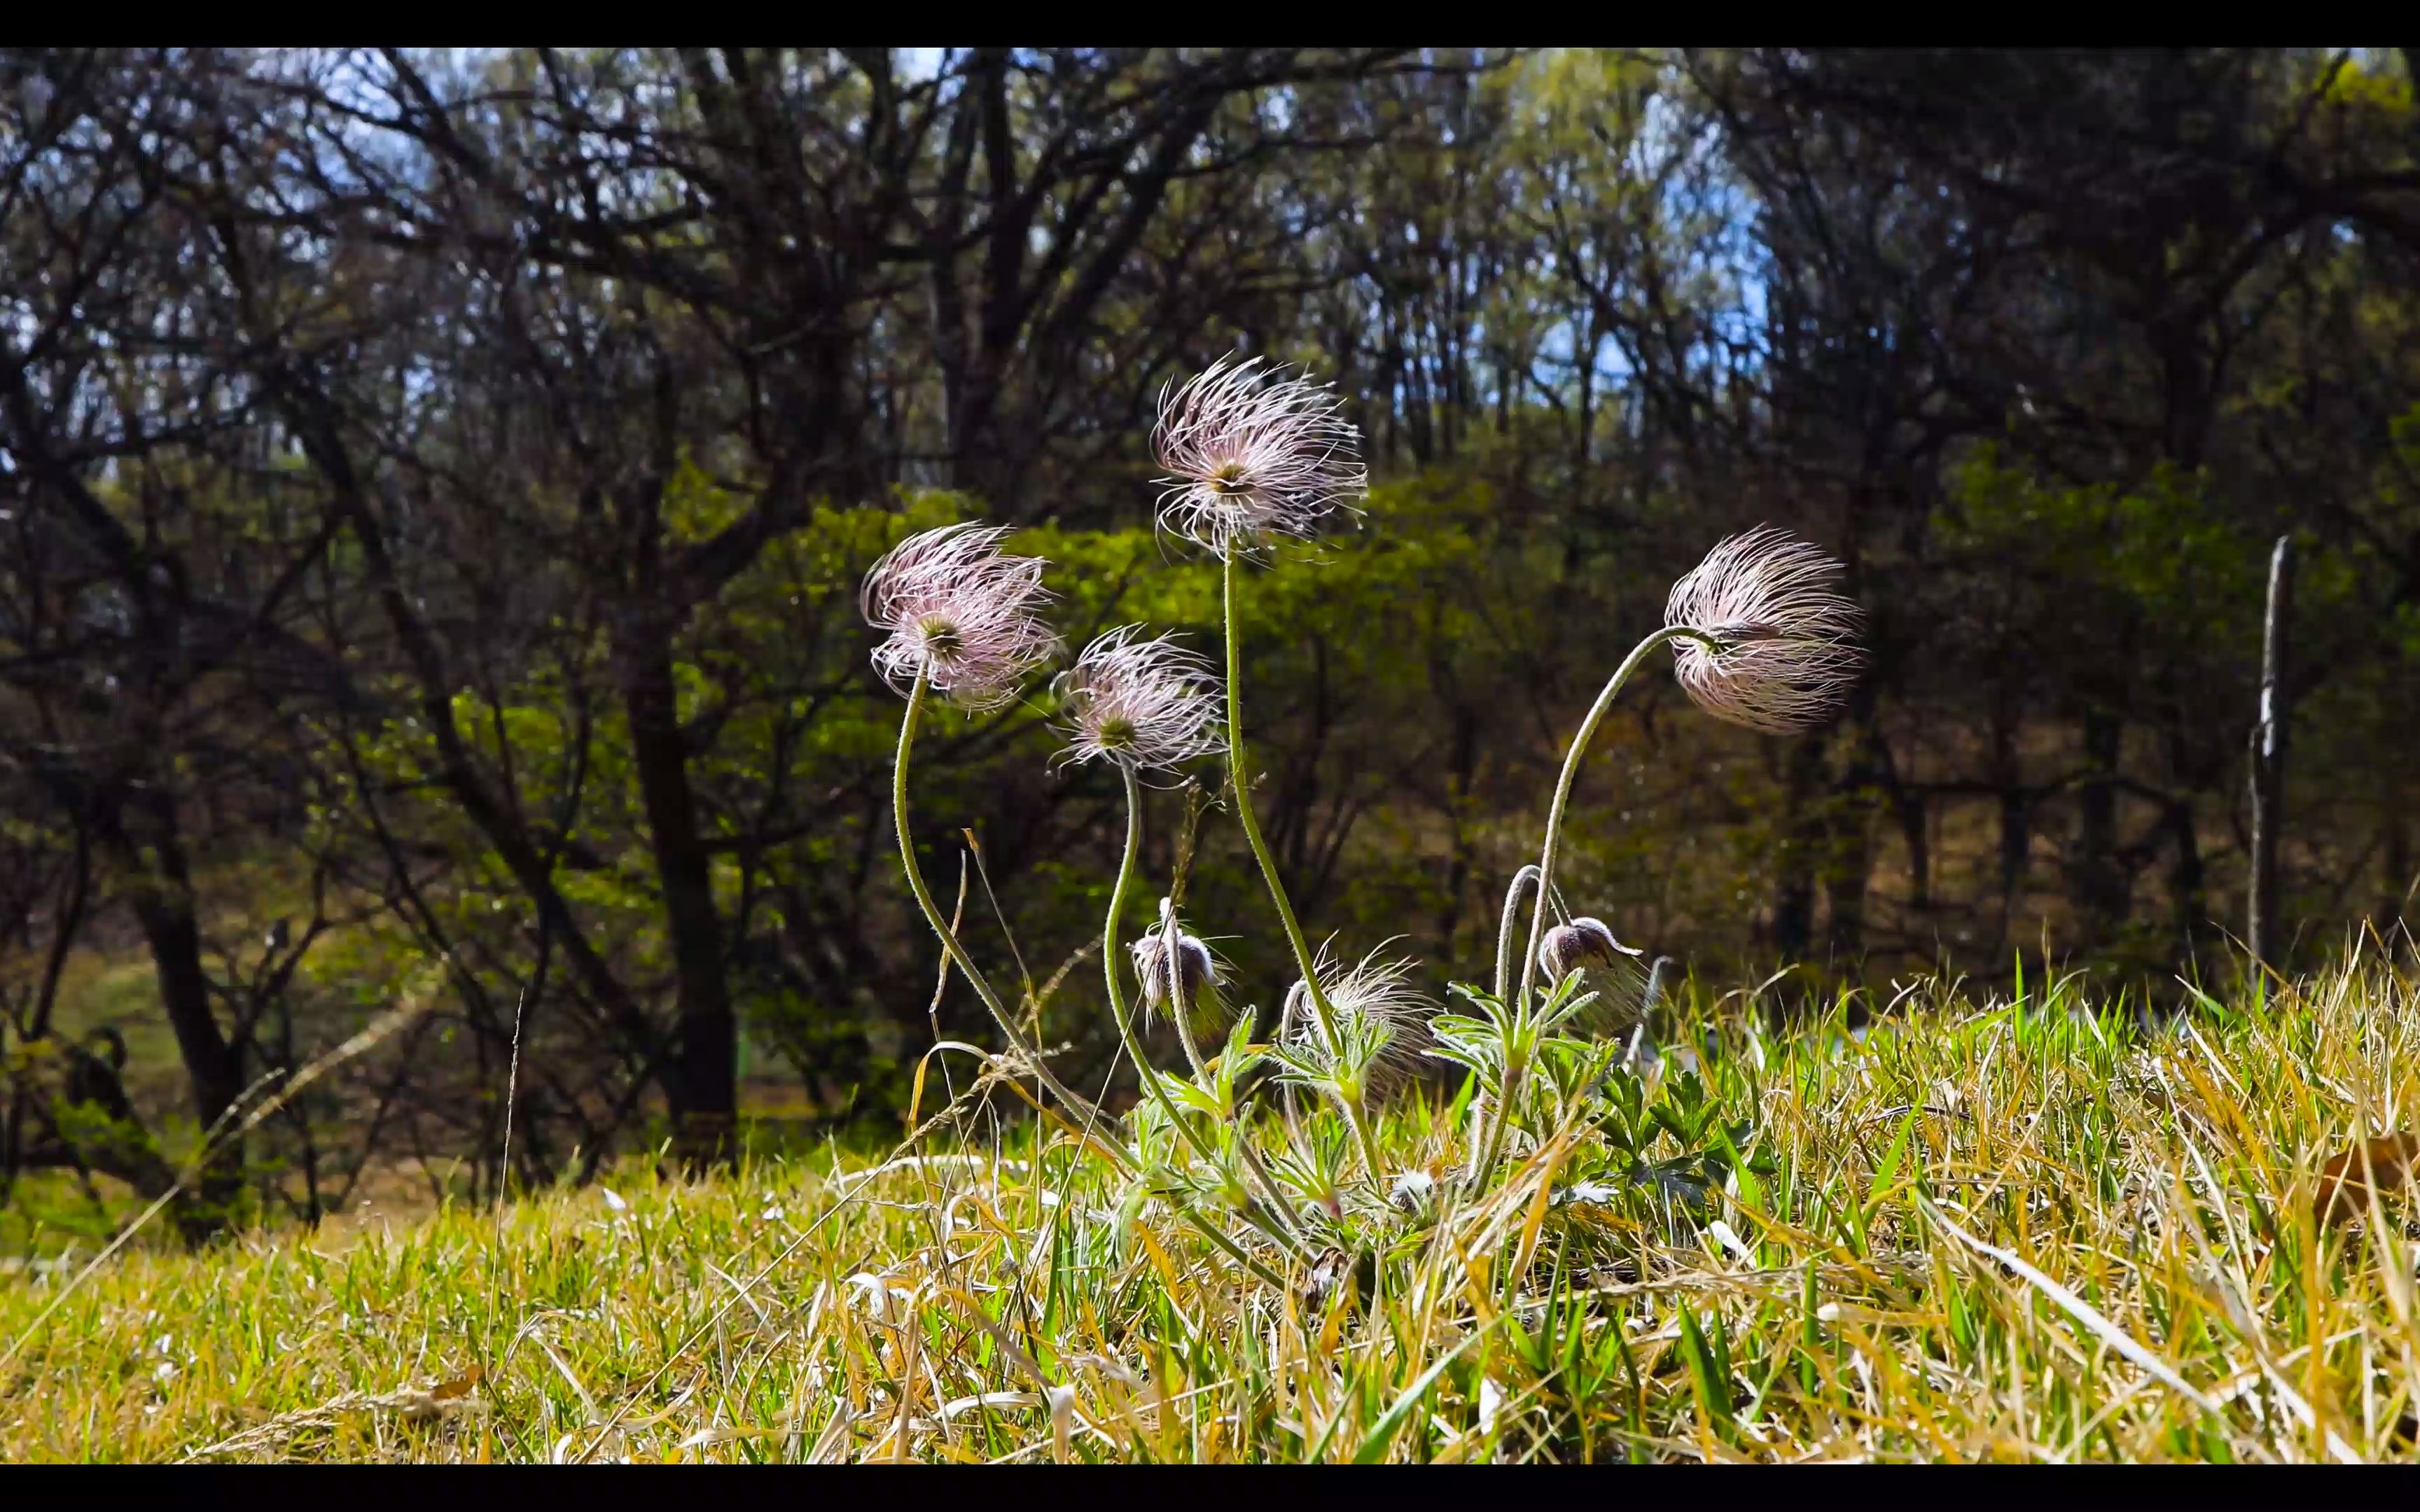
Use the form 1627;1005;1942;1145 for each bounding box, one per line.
2247;535;2293;979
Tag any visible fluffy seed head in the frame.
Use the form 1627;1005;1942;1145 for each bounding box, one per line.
1664;525;1863;734
1286;942;1433;1104
1153;355;1367;559
860;523;1059;712
1052;625;1224;776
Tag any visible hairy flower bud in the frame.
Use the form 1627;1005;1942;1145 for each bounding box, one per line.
1538;916;1655;1040
1131;920;1228;1038
1538;916;1639;985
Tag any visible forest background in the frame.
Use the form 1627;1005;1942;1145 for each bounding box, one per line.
3;47;2416;1242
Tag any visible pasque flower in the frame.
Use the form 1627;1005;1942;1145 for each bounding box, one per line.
1053;625;1224;774
1664;525;1863;734
861;522;1058;712
1538;916;1653;1040
1153;355;1368;558
1132;918;1229;1039
1537;916;1640;986
1283;944;1433;1105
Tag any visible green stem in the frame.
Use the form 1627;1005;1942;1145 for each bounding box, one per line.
1222;558;1336;1048
1471;1064;1518;1187
900;680;1290;1287
1466;864;1544;1186
1515;626;1720;1016
1491;864;1543;1007
1173;1189;1295;1292
1160;896;1215;1084
894;672;1095;1121
1222;555;1384;1180
1104;774;1228;1168
1465;626;1718;1189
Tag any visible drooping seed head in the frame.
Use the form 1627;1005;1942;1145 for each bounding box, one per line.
860;522;1059;712
1153;355;1368;559
1286;942;1433;1104
1664;526;1863;734
1052;625;1224;776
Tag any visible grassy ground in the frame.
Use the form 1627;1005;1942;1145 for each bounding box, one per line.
4;956;2418;1463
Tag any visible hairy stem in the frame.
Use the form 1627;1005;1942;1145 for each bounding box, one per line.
895;676;1290;1289
1457;864;1545;1186
1471;1060;1518;1187
1222;554;1382;1179
1221;558;1335;1047
894;672;1095;1120
1516;626;1720;1015
1105;776;1226;1162
1492;864;1544;1007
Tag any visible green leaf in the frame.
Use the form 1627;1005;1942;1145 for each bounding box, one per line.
1870;1105;1919;1198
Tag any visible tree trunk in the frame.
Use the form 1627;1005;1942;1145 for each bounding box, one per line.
112;790;246;1245
2379;803;2412;960
2073;708;2127;942
618;615;736;1170
1991;701;2031;946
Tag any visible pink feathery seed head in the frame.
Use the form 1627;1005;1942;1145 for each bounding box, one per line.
1152;354;1369;559
1664;525;1865;735
1052;625;1225;776
859;522;1059;713
1288;942;1433;1103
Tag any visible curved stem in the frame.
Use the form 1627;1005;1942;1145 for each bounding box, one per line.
898;689;1291;1287
1104;774;1221;1163
1460;862;1545;1187
1516;626;1722;1016
894;672;1095;1121
1222;555;1382;1179
1491;864;1543;1007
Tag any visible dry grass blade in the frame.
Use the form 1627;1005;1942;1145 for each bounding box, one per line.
1921;1196;2224;1417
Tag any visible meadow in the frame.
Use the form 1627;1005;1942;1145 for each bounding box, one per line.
5;953;2416;1464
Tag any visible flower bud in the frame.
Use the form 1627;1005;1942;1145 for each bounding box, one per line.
1131;921;1227;1036
1537;916;1641;986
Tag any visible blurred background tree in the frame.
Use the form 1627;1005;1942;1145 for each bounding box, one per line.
1;46;2412;1236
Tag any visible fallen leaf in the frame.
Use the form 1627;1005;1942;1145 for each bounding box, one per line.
2315;1133;2420;1228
